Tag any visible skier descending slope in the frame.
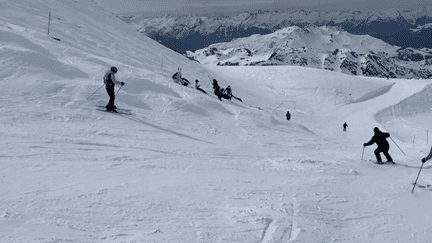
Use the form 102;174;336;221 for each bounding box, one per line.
363;127;394;164
422;146;432;163
104;66;124;112
343;122;348;132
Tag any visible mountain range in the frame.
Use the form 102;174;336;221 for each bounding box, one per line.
185;26;432;79
119;7;432;54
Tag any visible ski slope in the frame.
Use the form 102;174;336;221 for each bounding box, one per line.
1;0;432;242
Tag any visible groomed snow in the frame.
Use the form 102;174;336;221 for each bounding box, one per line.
1;1;432;242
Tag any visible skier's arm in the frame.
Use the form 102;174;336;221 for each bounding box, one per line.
383;132;390;138
364;136;375;146
423;146;432;162
111;74;122;85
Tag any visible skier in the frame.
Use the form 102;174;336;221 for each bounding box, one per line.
286;111;291;121
195;80;207;94
421;146;432;163
212;79;222;100
363;127;393;164
172;68;190;86
104;66;124;112
225;85;232;100
225;85;243;102
343;122;348;132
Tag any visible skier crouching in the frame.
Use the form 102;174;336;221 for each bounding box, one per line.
363;127;393;164
104;66;124;111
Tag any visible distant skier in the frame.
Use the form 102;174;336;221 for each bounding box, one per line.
363;127;393;164
225;85;243;102
212;79;222;100
286;111;291;121
225;85;232;100
195;80;207;94
343;122;348;132
421;146;432;163
104;66;124;112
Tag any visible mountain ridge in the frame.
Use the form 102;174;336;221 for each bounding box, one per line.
186;25;432;79
118;7;432;54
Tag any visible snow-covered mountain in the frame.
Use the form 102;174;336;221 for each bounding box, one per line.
186;26;432;79
119;7;432;54
2;0;432;242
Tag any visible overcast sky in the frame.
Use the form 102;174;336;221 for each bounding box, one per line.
94;0;432;16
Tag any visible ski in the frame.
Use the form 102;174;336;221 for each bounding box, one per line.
372;160;396;165
96;105;132;113
96;108;132;115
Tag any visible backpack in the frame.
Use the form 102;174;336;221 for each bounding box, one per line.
104;72;114;86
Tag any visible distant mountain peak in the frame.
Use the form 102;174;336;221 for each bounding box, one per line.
186;25;432;79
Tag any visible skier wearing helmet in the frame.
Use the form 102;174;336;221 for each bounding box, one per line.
363;127;393;164
104;66;124;112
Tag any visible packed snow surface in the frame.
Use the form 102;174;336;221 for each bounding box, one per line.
1;0;432;242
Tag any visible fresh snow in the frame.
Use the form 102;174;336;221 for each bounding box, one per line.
1;0;432;242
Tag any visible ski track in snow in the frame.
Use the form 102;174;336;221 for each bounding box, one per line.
1;1;432;242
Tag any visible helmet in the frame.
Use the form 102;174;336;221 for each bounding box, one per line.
110;66;118;73
373;127;379;133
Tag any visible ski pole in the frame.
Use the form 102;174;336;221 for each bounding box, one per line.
116;84;123;96
390;137;406;156
412;162;424;193
361;146;365;161
86;84;104;99
206;76;212;88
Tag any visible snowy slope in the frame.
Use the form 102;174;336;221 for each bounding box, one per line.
1;1;432;243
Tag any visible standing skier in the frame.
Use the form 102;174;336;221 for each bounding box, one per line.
363;127;393;164
286;111;291;121
422;146;432;163
104;66;124;111
343;122;348;132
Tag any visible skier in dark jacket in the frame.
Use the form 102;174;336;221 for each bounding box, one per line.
422;146;432;163
104;66;124;111
212;79;222;100
363;127;393;164
343;122;348;132
225;85;232;100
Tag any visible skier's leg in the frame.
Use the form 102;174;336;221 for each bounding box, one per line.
374;148;383;163
383;150;393;162
106;86;115;111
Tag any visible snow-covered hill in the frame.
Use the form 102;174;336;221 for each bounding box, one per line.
186;26;432;79
1;1;432;242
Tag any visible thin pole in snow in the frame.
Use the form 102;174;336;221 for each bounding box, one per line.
48;9;51;35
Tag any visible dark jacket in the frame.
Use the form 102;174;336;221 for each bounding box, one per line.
365;131;390;149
